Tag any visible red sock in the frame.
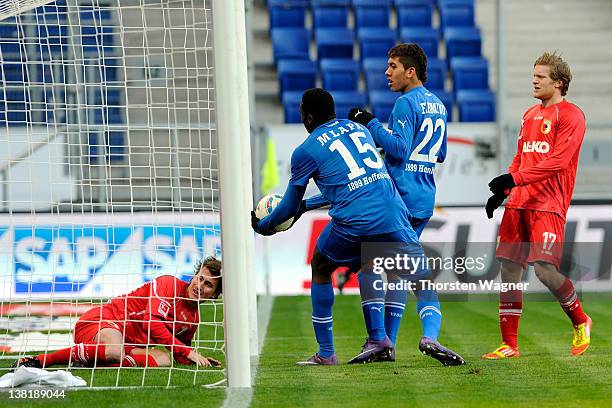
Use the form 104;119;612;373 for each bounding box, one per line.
38;344;107;367
122;353;159;367
499;290;522;349
551;278;587;326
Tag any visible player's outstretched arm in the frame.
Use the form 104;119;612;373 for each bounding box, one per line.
304;194;330;211
351;100;413;160
185;349;221;367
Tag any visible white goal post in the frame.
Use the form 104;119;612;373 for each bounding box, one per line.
0;0;254;389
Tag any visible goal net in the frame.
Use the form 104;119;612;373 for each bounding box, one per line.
0;0;236;388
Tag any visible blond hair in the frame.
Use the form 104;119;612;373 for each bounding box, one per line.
534;51;572;96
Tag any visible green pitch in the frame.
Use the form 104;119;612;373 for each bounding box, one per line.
2;294;611;407
252;294;612;407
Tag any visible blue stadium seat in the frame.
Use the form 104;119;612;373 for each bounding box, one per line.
277;59;317;97
268;0;307;30
79;5;113;22
81;26;116;57
330;90;367;118
369;89;396;121
90;88;123;124
88;131;125;163
426;57;446;90
312;0;350;29
36;25;68;57
282;91;304;123
450;56;488;93
0;23;26;61
363;57;389;91
399;27;439;58
395;0;434;28
107;131;126;162
34;0;67;23
320;58;360;91
0;89;31;125
315;28;354;59
358;27;396;61
456;89;495;122
444;27;481;62
429;89;453;121
271;28;310;64
0;62;27;85
353;0;393;29
439;0;475;29
425;58;446;89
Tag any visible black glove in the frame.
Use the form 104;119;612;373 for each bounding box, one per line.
251;211;275;236
485;194;506;219
488;174;515;196
348;107;375;126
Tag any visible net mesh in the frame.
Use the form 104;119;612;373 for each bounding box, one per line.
0;0;225;388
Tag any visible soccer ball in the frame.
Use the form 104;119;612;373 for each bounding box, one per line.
255;193;294;232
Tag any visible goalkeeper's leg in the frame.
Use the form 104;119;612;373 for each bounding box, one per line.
17;328;126;368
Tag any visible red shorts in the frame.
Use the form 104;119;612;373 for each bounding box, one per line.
495;208;565;269
73;304;125;344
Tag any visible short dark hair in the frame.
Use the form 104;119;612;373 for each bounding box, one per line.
301;88;335;121
388;43;428;83
194;256;222;297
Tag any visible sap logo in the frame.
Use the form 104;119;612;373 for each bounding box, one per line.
522;140;550;153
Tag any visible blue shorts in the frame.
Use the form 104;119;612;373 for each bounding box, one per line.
410;217;431;238
316;222;428;278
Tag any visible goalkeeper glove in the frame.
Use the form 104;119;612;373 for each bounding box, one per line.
485;194;506;219
251;211;275;236
348;108;375;127
488;173;515;196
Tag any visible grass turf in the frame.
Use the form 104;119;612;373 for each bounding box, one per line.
252;293;612;407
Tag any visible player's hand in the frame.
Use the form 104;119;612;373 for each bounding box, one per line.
348;108;375;126
251;211;275;236
488;174;515;196
485;194;506;219
187;350;222;367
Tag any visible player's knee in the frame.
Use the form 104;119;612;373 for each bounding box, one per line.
533;262;559;285
311;250;334;284
500;261;523;283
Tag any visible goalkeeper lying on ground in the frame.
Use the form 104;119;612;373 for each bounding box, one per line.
12;257;222;369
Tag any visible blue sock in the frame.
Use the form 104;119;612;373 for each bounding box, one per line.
311;282;335;358
415;289;442;341
358;271;386;341
384;281;407;346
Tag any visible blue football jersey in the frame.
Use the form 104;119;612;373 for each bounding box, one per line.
368;86;448;218
289;119;411;236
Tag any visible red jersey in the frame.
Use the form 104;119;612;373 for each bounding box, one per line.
108;275;199;359
506;99;586;219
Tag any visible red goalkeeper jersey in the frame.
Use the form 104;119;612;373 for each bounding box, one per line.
108;275;199;359
506;99;586;219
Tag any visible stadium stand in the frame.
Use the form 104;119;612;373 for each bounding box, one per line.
265;0;494;123
456;89;495;122
278;59;318;96
321;58;360;90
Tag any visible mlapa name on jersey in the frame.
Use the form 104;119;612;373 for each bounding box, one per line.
316;122;364;146
347;171;391;192
405;162;435;174
419;101;447;116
